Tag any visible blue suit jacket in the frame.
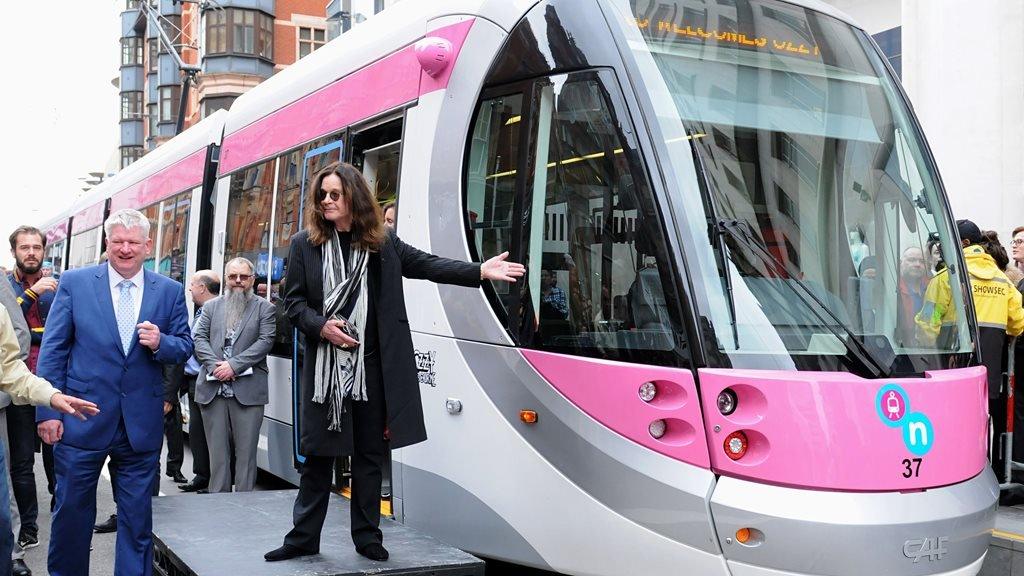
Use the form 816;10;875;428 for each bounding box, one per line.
35;264;192;453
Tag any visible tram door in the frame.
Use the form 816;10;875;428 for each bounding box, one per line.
291;140;344;469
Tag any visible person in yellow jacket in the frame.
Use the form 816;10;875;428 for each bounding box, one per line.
917;219;1024;477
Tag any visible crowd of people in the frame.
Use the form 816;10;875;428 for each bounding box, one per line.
0;162;522;576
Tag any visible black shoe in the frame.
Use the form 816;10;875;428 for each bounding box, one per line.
12;559;30;576
168;471;188;484
94;513;117;533
178;480;207;492
264;544;317;562
196;488;209;494
356;542;389;561
17;530;38;549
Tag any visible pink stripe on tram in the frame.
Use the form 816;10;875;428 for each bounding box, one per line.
110;148;208;212
219;19;475;176
72;203;106;234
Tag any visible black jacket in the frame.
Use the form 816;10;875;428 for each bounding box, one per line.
284;229;481;457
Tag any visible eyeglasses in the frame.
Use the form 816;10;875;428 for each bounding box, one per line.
227;274;253;281
319;190;342;202
1012;239;1024;247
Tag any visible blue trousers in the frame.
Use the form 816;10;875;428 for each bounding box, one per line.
0;440;13;576
48;420;159;576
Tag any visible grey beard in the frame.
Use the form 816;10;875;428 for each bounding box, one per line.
224;288;252;329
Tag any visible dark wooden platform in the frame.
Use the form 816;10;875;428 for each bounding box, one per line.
152;490;485;576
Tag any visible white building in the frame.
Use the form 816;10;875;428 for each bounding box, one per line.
824;0;1024;239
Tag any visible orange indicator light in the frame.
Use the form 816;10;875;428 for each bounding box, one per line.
520;410;538;424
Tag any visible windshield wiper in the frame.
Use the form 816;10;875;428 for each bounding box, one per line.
688;135;738;348
716;218;886;378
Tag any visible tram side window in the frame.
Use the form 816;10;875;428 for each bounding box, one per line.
157;191;191;284
68;228;101;269
518;72;686;365
226;159;275;296
47;239;66;275
465;93;525;319
269;148;302;357
139;204;159;271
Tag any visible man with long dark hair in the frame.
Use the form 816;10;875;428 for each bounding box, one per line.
264;162;524;563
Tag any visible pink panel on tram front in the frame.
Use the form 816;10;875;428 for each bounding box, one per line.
110;148;208;212
521;350;711;469
46;220;68;244
698;367;988;491
72;203;106;234
218;19;475;176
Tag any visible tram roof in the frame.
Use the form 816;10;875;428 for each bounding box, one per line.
221;0;538;140
68;110;226;221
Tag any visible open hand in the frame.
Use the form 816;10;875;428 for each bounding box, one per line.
50;393;99;421
481;252;525;283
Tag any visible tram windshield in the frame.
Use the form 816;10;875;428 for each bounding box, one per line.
622;0;972;375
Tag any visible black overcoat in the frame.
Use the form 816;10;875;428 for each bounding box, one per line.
283;229;481;457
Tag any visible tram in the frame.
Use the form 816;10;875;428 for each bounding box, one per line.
40;1;996;574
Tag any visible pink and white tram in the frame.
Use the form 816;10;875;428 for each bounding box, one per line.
45;1;997;574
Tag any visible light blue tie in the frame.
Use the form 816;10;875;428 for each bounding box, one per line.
116;279;135;355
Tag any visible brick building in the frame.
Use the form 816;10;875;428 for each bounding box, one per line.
118;0;330;169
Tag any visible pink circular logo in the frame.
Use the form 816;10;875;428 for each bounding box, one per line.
881;389;906;423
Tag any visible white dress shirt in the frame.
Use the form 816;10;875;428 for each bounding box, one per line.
108;263;145;324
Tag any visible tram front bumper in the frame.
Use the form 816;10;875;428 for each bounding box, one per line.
709;469;998;576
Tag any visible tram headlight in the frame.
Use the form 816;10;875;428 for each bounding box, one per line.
717;388;737;415
724;431;748;460
649;419;667;439
638;382;657;403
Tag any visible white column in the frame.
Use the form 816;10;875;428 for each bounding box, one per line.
901;0;1024;238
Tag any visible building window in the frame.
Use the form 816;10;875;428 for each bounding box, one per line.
121;37;144;66
201;95;236;117
298;27;326;59
374;0;385;13
161;15;184;54
120;147;144;169
206;9;227;54
148;103;157;137
159;86;181;124
205;8;273;59
121;91;144;121
148;38;159;73
873;27;902;79
125;0;140;9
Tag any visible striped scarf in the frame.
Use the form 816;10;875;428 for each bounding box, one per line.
313;231;369;432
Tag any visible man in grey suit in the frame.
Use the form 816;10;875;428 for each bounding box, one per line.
193;257;275;493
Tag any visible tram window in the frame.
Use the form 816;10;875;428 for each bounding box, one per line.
68;228;101;269
351;118;402;206
157;191;191;283
47;239;66;275
465;92;525;319
225;159;275;296
139;204;160;272
518;72;686;365
269;148;303;357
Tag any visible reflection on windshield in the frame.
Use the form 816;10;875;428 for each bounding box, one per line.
624;0;972;373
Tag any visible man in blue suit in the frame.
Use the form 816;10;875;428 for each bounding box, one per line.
36;208;193;576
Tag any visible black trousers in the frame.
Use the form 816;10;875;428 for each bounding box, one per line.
6;404;38;534
188;389;211;485
285;353;387;551
993;395;1009;479
164;399;184;476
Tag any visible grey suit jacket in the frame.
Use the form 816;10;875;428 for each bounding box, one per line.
193;295;276;407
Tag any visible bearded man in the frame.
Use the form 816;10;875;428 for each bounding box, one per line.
192;257;276;493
